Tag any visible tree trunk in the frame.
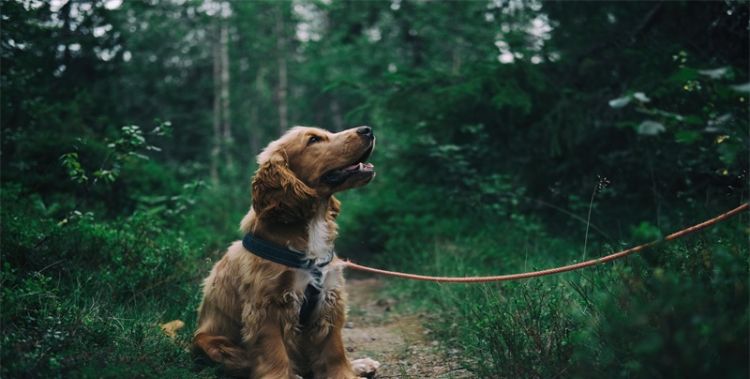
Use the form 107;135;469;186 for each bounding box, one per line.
220;22;233;170
210;24;222;185
275;5;288;136
249;104;260;156
451;44;462;75
60;0;72;67
249;66;267;156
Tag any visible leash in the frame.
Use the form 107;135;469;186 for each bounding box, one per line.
342;203;748;283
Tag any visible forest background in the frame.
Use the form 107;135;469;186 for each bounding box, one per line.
1;0;748;377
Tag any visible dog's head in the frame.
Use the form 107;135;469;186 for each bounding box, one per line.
251;126;375;222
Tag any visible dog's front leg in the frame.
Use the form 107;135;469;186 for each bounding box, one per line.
313;326;357;379
243;306;298;379
249;318;296;379
307;290;358;379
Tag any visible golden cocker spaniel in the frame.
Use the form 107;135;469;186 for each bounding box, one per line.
193;126;379;379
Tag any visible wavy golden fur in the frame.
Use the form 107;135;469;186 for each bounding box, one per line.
193;126;379;379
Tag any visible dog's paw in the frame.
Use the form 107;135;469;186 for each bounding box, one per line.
351;358;380;378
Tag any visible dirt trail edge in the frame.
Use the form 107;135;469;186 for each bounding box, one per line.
343;278;472;379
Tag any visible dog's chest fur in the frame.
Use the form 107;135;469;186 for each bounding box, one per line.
291;206;341;294
306;213;332;260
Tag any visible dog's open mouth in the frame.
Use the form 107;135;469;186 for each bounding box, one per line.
321;145;375;186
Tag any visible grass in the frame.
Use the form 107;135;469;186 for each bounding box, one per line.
2;176;747;378
0;184;225;379
1;266;210;378
373;215;749;379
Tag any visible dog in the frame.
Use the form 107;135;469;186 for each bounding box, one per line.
193;126;380;379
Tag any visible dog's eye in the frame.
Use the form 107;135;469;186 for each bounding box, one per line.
307;135;322;145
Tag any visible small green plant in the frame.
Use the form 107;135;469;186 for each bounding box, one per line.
59;152;89;183
59;121;172;186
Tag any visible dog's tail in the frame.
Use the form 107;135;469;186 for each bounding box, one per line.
193;333;253;376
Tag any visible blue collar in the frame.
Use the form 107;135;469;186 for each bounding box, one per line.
242;233;333;325
241;233;333;271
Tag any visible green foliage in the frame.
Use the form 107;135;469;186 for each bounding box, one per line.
0;135;236;378
572;235;748;379
376;219;748;379
0;184;213;378
1;262;208;379
59;152;89;184
59;122;172;187
2;0;748;378
609;55;747;178
630;221;663;242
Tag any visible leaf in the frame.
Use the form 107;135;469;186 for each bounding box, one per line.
698;67;730;80
632;92;650;103
93;169;118;183
668;67;699;83
704;113;731;133
136;195;169;204
59;152;88;183
681;115;703;126
614;121;638;130
143;205;168;216
717;140;740;165
128;152;150;160
631;221;662;241
637;120;665;136
608;95;631;108
638;107;685;121
674;130;701;144
730;82;750;93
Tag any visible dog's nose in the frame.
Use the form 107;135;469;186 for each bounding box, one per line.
357;126;373;139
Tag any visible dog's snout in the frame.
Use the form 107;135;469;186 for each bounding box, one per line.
356;126;373;139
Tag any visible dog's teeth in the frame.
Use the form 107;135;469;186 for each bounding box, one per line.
358;162;363;170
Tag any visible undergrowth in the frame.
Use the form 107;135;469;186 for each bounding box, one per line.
357;214;748;379
0;182;234;378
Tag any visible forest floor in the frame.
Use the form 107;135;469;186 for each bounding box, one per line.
343;277;472;379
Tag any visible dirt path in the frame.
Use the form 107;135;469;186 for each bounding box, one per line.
342;277;472;379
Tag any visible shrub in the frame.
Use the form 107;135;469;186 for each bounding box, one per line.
0;184;216;378
371;215;748;379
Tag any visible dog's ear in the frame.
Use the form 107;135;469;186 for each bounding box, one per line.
252;151;316;223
